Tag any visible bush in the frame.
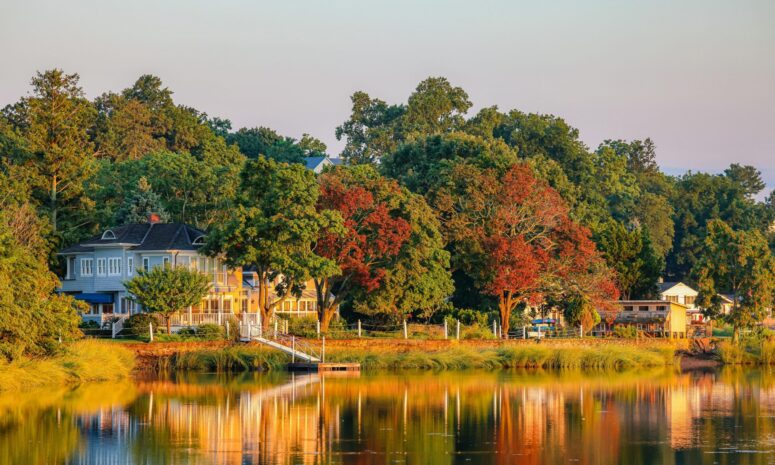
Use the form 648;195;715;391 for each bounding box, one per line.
284;315;319;338
125;313;161;337
196;324;225;341
613;325;638;339
78;320;100;329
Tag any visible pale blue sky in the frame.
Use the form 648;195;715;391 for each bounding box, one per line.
1;0;773;193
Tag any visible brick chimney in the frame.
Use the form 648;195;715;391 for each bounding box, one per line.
148;213;162;224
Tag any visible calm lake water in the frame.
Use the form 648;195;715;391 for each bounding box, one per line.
1;368;774;464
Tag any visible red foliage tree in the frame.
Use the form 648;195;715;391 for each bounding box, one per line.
315;167;412;330
435;163;618;337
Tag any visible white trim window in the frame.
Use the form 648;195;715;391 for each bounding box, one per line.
163;256;171;268
108;257;122;276
142;257;150;272
80;258;93;277
127;257;134;275
96;258;106;276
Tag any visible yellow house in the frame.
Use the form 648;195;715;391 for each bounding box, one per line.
594;300;688;338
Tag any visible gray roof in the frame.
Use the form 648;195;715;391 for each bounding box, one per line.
657;281;682;292
304;156;328;170
60;223;206;254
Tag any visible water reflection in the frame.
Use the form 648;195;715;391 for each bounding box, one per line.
1;369;774;464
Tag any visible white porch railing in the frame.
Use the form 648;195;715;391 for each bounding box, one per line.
169;312;237;327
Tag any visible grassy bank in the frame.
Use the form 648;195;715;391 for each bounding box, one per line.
717;340;775;365
148;341;677;373
0;340;135;391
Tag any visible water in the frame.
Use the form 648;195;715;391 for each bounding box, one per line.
1;368;774;464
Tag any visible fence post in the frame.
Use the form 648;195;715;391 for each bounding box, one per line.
403;320;408;339
456;320;460;340
285;320;289;334
492;320;497;338
358;320;362;338
316;320;321;338
247;322;251;340
218;312;222;325
111;322;116;339
149;323;153;342
226;320;230;339
523;326;526;340
444;319;448;340
291;336;296;363
322;336;326;363
579;323;583;338
274;321;278;338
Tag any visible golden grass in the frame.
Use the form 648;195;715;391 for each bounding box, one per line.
0;340;135;391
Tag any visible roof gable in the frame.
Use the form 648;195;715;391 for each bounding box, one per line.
60;223;207;254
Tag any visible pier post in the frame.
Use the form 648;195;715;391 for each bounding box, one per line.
149;323;153;342
444;320;448;339
403;320;408;339
358;320;362;338
456;320;460;340
291;336;296;363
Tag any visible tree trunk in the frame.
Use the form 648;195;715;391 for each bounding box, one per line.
732;325;740;343
319;305;337;333
166;316;171;335
499;294;512;339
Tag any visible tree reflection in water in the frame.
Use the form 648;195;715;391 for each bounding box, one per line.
1;368;774;464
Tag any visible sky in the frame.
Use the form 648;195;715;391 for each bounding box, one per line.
1;0;773;195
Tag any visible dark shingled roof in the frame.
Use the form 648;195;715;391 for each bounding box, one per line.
657;281;682;292
60;223;206;254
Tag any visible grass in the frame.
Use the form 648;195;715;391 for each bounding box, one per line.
153;342;676;373
0;340;135;392
717;339;775;365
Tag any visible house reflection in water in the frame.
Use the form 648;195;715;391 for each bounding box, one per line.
39;369;775;464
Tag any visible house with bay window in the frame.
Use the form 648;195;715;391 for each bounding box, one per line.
58;218;249;325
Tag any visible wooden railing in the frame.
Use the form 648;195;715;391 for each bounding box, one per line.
169;313;236;326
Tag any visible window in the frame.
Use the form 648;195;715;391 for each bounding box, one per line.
142;257;150;272
638;306;649;312
96;258;106;276
685;296;696;305
108;257;122;276
80;258;93;276
127;257;134;275
656;305;667;312
665;295;678;303
101;230;116;240
623;306;633;312
163;256;171;267
192;235;205;245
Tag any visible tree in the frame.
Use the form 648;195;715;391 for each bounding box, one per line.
315;165;452;329
724;163;767;198
0;192;82;361
226;126;318;164
1;69;96;242
693;220;775;341
203;157;340;330
593;220;663;299
113;177;170;224
432;162;618;337
124;265;211;335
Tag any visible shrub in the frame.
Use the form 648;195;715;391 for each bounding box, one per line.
196;324;225;341
286;315;319;338
78;320;99;329
125;313;161;337
613;326;638;339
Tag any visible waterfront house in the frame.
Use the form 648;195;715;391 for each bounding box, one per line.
658;281;698;309
58;217;249;326
593;300;688;338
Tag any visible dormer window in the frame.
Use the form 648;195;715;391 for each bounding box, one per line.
102;230;116;240
192;235;205;245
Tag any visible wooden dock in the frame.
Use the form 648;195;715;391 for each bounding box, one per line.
287;362;361;372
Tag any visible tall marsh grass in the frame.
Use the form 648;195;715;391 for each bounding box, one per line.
159;343;676;372
717;339;775;365
0;340;135;391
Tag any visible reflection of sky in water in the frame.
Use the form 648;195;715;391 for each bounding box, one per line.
2;369;775;465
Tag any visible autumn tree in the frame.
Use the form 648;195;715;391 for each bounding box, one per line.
693;220;775;341
314;166;452;329
125;265;211;335
203;157;340;330
432;162;618;336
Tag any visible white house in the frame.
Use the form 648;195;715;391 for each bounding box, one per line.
304;156;342;174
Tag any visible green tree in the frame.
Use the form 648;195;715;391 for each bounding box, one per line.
1;69;96;242
724;163;766;198
226;126;316;164
124;265;211;335
694;220;775;341
203;156;340;330
593;220;663;299
113;176;170;224
0;188;81;360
